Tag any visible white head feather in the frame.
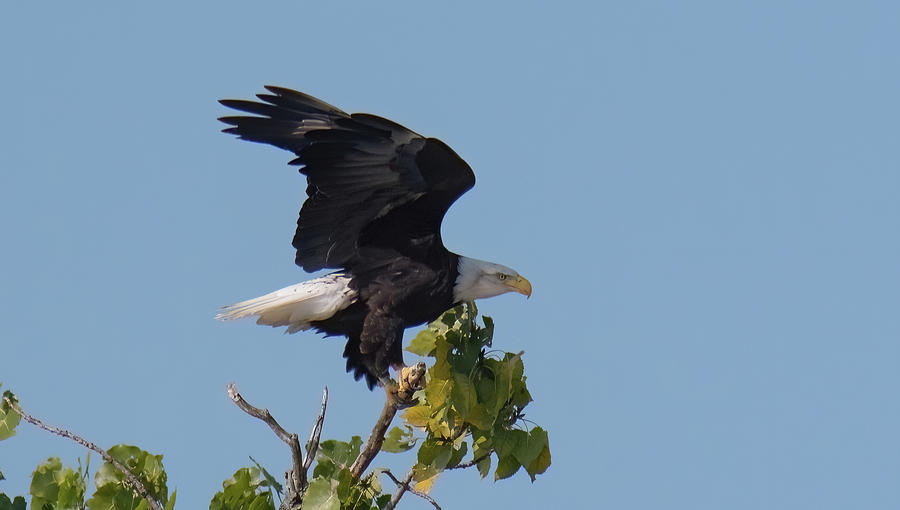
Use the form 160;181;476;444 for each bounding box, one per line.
453;256;531;302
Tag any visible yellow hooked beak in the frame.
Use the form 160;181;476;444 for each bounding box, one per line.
509;275;533;298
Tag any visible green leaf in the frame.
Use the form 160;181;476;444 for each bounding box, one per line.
303;478;339;510
429;335;453;381
0;494;27;510
476;455;491;479
424;376;452;411
512;427;547;468
493;455;520;481
381;426;417;453
29;457;86;510
526;441;552;482
30;457;63;510
479;315;494;346
88;445;169;510
334;468;352;502
163;490;176;510
57;463;87;509
431;445;452;471
446;441;468;469
0;390;21;442
450;373;476;420
249;456;283;498
375;494;391;509
209;467;275;510
491;428;525;459
312;458;337;480
463;404;493;431
401;404;433;428
470;432;492;458
317;437;362;469
405;329;437;356
416;438;453;471
0;469;4;481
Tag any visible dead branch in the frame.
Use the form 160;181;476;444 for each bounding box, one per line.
2;395;163;510
227;383;328;510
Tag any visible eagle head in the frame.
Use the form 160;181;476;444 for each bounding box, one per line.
453;256;532;303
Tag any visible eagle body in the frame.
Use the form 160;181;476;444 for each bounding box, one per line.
217;87;531;388
311;252;460;389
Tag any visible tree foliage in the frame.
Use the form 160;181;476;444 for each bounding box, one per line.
401;303;551;485
1;304;549;509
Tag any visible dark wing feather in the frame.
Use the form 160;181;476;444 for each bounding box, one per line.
219;86;475;272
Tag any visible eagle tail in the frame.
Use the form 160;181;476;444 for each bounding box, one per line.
216;273;356;333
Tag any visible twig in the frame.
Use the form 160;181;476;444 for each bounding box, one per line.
227;382;293;445
2;396;163;510
445;452;490;470
303;387;328;472
383;469;442;510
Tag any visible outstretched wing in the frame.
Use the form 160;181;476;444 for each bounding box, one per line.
219;86;475;272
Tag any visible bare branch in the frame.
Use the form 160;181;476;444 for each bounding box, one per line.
383;469;442;510
2;395;163;510
229;383;329;510
227;382;293;446
303;387;328;472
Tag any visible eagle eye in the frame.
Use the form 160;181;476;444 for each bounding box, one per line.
497;273;508;281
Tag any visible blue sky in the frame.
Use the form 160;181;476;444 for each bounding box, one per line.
2;1;899;509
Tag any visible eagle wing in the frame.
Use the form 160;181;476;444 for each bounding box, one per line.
219;86;475;272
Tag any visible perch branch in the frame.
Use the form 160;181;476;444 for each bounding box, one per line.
349;362;426;480
349;395;397;480
2;396;163;510
383;469;442;510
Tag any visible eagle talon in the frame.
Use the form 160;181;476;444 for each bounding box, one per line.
386;362;426;407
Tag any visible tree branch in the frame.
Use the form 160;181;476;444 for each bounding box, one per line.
382;469;441;510
349;362;425;481
2;396;163;510
303;387;328;473
227;383;328;510
349;396;398;480
227;382;293;445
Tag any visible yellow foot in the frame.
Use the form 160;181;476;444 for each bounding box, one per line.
386;362;426;408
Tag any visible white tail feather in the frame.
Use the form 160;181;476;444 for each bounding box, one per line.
216;274;356;333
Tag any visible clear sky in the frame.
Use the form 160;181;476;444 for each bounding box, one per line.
2;1;899;509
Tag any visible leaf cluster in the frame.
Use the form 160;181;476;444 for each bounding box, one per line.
209;467;275;510
29;456;88;510
89;445;173;510
399;303;551;487
306;437;390;510
0;385;21;442
0;386;25;509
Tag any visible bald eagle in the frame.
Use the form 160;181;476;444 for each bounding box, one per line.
217;87;531;389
